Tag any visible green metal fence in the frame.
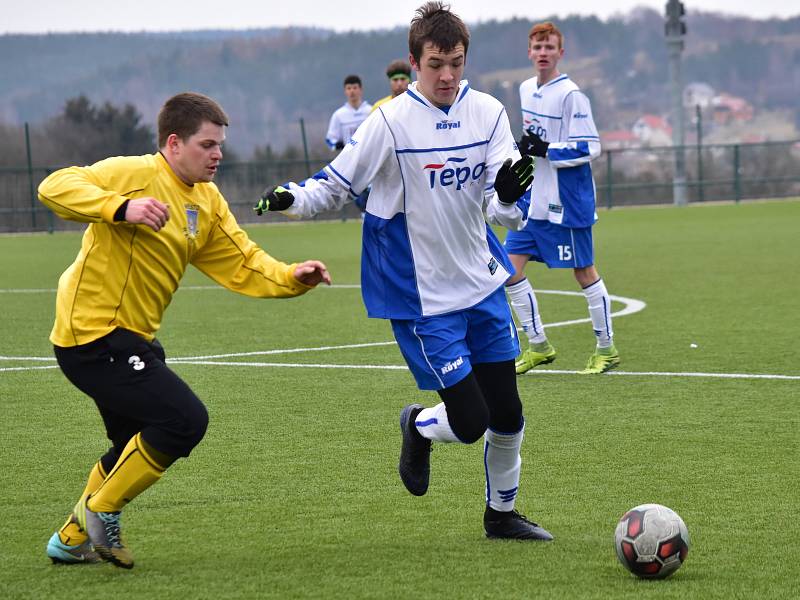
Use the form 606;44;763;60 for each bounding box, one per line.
3;140;799;233
596;140;800;208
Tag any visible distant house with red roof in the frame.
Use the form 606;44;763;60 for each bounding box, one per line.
712;93;754;125
632;114;673;146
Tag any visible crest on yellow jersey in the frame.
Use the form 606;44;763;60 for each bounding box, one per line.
183;204;200;240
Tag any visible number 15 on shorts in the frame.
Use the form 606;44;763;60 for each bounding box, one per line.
558;245;573;261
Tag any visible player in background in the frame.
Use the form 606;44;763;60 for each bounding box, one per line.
325;74;372;151
255;1;553;541
371;59;412;112
506;21;619;375
326;75;373;215
39;92;330;569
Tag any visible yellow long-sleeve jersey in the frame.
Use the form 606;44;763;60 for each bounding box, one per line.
39;152;312;347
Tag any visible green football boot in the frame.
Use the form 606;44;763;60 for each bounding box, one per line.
515;341;557;374
579;344;620;374
74;495;134;569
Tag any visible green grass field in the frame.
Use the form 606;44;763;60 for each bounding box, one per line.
1;200;798;599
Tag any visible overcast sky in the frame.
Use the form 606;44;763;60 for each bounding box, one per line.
1;0;796;34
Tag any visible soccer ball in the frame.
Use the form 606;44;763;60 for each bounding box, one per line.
614;503;690;579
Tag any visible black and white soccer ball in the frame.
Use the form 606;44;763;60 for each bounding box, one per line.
614;503;690;579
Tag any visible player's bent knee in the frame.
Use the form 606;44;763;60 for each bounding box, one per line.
181;400;209;452
449;408;488;444
438;373;490;443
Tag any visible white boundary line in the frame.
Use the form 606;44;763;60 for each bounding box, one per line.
165;361;800;381
1;359;797;380
0;365;60;373
2;287;797;380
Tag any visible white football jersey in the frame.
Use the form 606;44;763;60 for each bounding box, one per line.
520;74;601;228
325;101;372;149
284;80;522;319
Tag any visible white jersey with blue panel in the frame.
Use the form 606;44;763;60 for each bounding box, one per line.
325;101;372;149
283;80;523;320
520;74;601;228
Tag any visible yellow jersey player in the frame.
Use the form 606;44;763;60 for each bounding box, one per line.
40;92;331;569
371;58;412;112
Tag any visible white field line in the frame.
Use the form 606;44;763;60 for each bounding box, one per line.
5;287;797;380
169;290;645;361
171;341;397;361
0;365;59;373
167;361;800;381
1;357;797;380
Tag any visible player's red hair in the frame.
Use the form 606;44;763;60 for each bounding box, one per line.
528;22;563;50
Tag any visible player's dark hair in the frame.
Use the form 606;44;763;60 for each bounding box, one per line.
157;92;228;148
408;1;469;64
386;59;411;79
343;74;362;87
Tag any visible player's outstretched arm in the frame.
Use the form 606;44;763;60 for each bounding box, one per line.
293;260;332;287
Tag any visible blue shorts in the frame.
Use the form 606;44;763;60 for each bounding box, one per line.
390;286;520;390
504;219;594;268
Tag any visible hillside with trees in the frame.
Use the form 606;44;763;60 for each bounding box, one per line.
1;9;798;161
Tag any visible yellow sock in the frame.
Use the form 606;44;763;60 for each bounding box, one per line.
87;433;166;513
58;461;107;545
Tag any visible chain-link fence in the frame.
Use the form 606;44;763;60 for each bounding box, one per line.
3;140;799;233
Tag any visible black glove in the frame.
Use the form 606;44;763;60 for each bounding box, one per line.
494;156;534;205
518;132;549;158
254;185;295;215
334;141;345;150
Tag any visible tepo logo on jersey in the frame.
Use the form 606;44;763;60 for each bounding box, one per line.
423;157;486;191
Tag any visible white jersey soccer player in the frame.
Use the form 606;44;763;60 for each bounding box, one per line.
519;74;600;227
325;100;372;150
506;20;619;376
285;80;523;319
257;4;553;542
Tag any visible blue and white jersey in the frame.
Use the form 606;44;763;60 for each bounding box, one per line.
284;80;522;319
520;74;601;228
325;101;372;149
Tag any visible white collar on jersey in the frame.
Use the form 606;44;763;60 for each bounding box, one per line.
405;80;471;113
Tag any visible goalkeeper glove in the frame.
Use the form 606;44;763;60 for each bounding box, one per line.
254;185;295;215
494;156;534;205
518;132;549;158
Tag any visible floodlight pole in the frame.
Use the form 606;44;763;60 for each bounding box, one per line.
665;0;688;206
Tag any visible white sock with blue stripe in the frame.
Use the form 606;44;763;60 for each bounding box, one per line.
414;402;460;443
583;278;613;348
507;278;547;345
484;425;524;511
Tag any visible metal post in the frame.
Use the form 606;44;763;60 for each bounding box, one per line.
46;168;55;234
665;0;688;206
25;122;37;228
695;104;704;202
606;150;613;210
733;144;741;203
299;118;312;176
